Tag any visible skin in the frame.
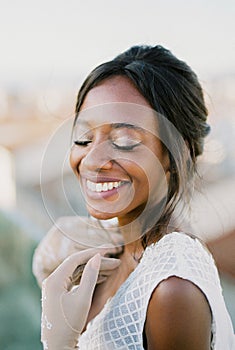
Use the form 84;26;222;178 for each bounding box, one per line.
145;277;212;349
207;229;235;279
70;79;170;225
70;75;212;348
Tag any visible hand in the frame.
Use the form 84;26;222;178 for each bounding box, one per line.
41;246;121;350
33;216;123;286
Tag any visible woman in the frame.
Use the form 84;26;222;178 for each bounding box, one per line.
40;45;235;349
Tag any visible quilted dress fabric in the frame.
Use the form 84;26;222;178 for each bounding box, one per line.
78;232;235;349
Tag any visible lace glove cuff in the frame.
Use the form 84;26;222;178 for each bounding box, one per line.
41;251;101;350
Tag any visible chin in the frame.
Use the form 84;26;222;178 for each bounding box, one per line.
86;205;117;221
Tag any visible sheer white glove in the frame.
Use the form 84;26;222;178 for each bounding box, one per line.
41;246;121;350
33;216;122;287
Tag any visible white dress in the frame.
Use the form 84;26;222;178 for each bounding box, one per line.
78;232;235;349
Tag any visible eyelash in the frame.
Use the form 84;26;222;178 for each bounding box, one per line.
112;142;139;151
74;140;140;151
74;140;92;146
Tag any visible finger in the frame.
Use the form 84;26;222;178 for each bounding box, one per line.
59;254;101;334
71;259;121;285
97;275;108;284
78;254;101;299
101;243;123;254
97;270;118;283
109;232;124;246
100;257;121;270
49;245;119;284
71;271;113;286
71;256;121;285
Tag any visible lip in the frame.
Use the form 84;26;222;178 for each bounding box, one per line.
83;175;129;183
81;176;130;200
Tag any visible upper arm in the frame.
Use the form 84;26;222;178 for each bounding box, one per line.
144;276;212;350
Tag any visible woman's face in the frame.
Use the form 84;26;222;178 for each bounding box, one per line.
70;76;170;224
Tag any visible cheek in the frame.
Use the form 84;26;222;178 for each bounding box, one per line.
69;146;82;175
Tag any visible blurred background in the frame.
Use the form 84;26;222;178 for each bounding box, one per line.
0;0;235;349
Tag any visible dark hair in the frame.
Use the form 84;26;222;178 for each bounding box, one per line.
74;45;210;246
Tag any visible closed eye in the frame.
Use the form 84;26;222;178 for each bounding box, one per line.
112;142;140;151
74;140;92;146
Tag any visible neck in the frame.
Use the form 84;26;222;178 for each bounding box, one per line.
118;217;144;262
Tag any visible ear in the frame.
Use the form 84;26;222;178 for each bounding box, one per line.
162;151;171;184
165;168;171;185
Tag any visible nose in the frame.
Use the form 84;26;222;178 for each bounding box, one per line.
81;140;113;172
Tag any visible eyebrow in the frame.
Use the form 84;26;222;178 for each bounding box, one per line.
111;123;146;132
75;120;146;132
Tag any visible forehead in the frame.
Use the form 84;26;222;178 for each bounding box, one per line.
76;102;158;134
77;76;159;133
81;75;152;109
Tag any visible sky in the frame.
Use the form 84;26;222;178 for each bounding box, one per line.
1;0;235;88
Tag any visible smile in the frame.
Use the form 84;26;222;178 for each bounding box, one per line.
86;180;124;193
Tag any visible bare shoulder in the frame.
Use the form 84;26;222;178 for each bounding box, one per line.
145;276;212;350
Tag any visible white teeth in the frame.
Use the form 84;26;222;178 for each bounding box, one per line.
96;183;102;192
87;180;123;193
102;183;108;191
91;182;96;191
108;182;113;190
